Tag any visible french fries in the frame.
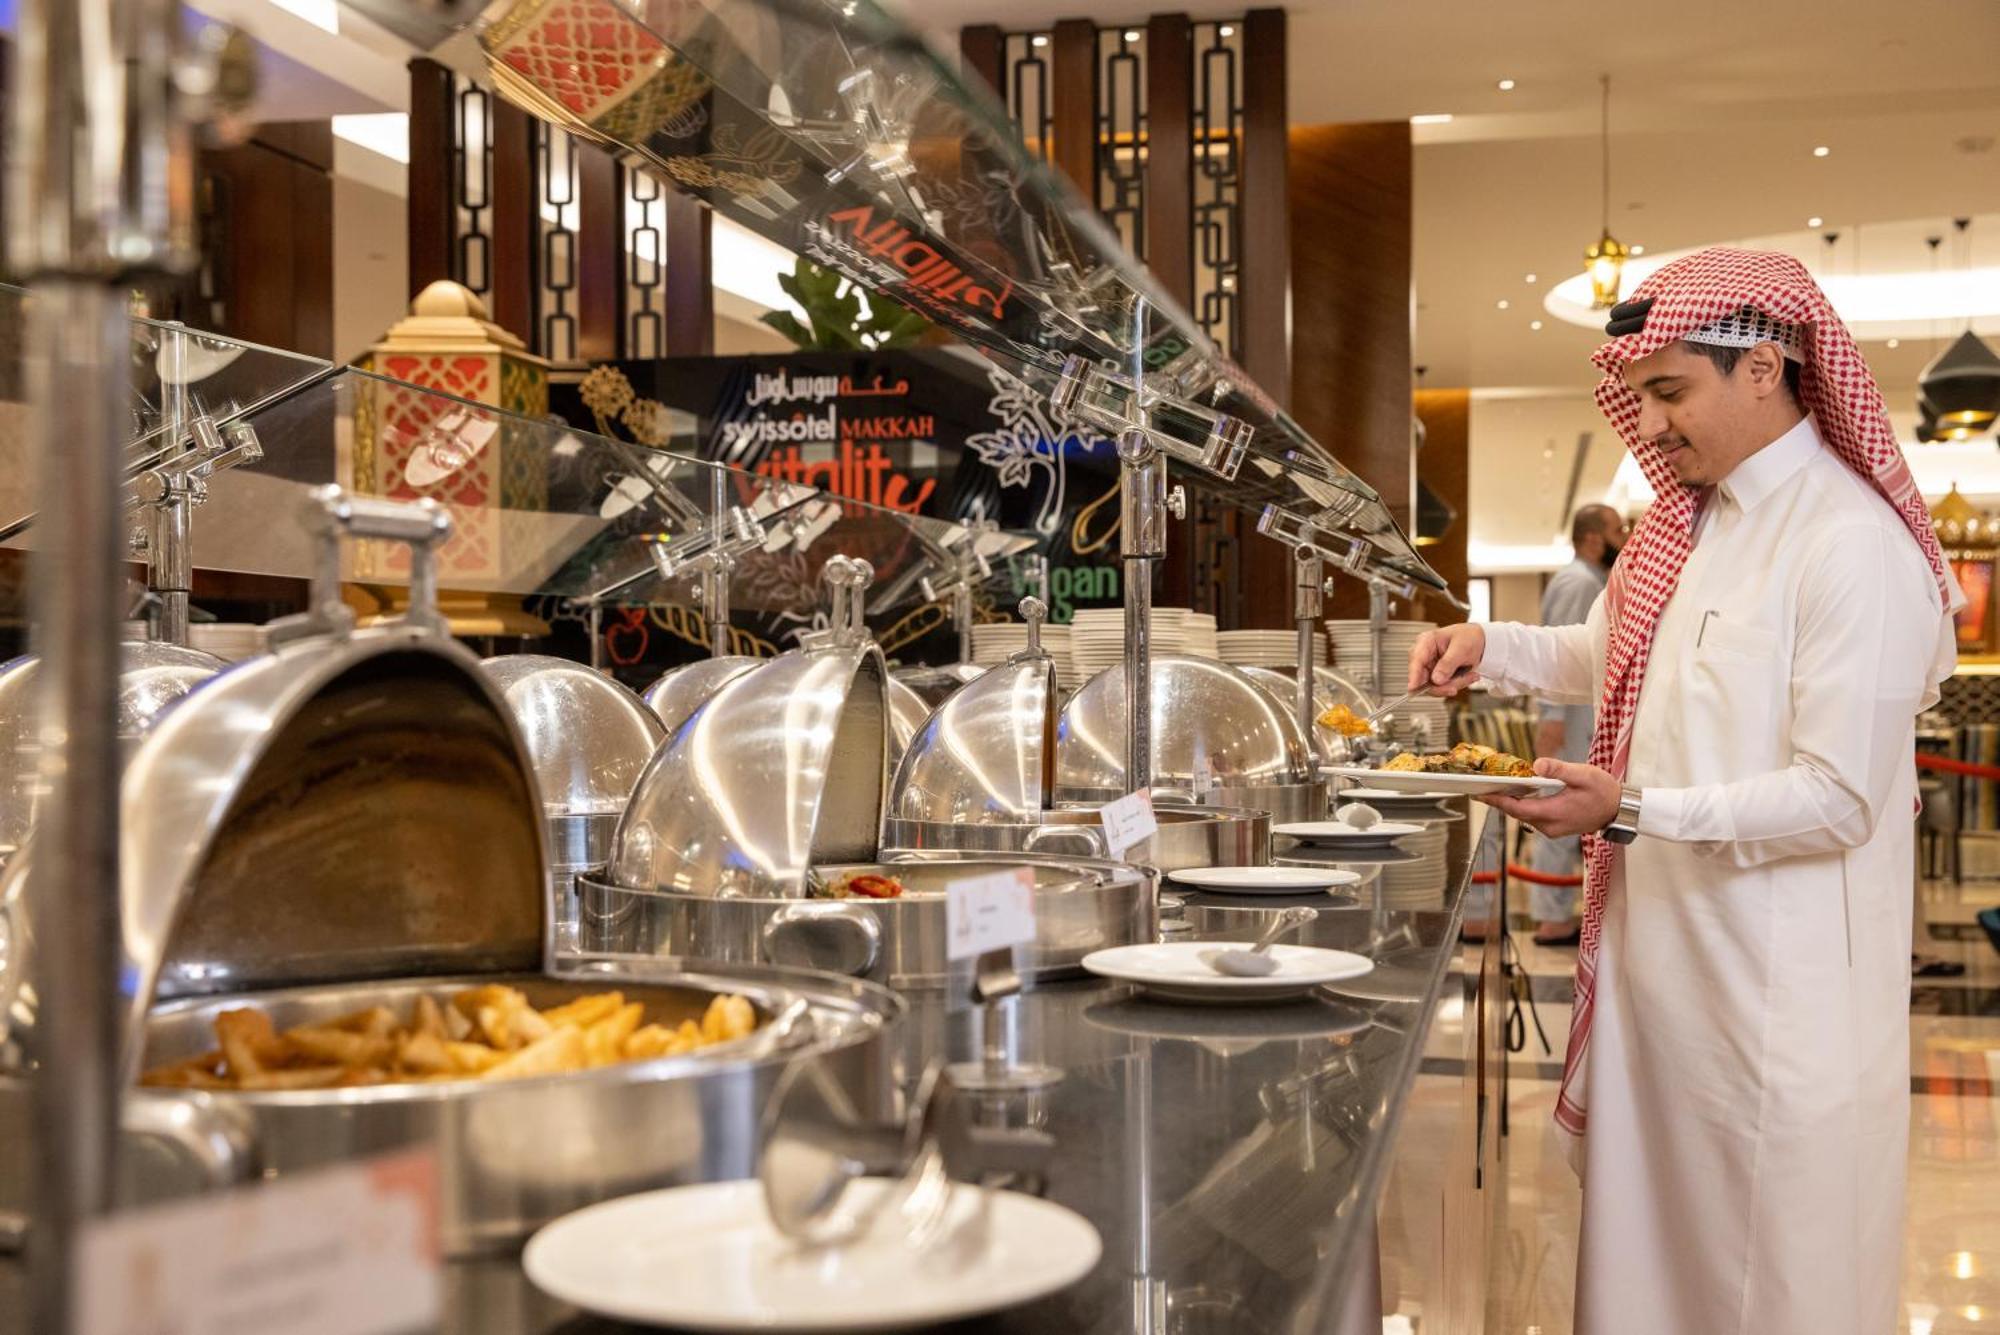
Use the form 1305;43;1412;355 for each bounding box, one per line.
140;986;760;1091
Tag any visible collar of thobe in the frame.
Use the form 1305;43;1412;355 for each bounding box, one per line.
1713;413;1821;516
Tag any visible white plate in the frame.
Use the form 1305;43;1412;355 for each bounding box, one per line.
1275;820;1425;847
1324;765;1564;798
1332;785;1455;806
1166;865;1363;895
1082;942;1376;1003
524;1179;1100;1331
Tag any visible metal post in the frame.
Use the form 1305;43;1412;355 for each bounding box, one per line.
9;0;201;1326
1292;547;1324;742
147;328;195;645
954;579;974;665
1118;432;1164;793
704;468;730;658
1368;581;1391;698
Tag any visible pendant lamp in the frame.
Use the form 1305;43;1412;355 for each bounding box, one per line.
1583;75;1626;309
1918;329;2000;434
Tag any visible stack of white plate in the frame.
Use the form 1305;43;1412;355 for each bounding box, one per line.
1378;824;1450;908
187;622;268;663
1325;619;1450;748
1070;607;1220;678
969;620;1075;688
1216;628;1328;669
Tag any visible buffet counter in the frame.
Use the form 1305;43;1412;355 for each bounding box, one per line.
431;804;1495;1335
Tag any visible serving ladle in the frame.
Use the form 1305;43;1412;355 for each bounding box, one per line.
1200;907;1318;978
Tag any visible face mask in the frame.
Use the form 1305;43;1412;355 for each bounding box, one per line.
1599;542;1621;571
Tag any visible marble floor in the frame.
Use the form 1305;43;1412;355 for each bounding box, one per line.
1466;875;2000;1335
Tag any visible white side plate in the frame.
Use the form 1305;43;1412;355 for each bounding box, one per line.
525;1179;1101;1331
1275;820;1426;847
1166;866;1363;895
1325;766;1565;798
1082;942;1375;1004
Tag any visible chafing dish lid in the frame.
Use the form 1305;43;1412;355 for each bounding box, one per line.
481;653;664;814
609;644;890;898
1055;654;1314;792
888;655;1056;823
642;655;760;735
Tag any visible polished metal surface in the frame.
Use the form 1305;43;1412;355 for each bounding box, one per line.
639;655;759;735
1240;665;1379;766
0;641;226;852
610;644;889;899
479;654;663;815
1056;654;1315;799
889;654;1055;824
885;675;931;768
885;802;1270;873
577;854;1155;991
129;965;903;1255
890;662;985;709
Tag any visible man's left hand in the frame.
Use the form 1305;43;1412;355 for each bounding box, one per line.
1482;758;1622;837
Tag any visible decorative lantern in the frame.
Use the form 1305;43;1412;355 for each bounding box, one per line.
349;280;553;634
1918;330;2000;435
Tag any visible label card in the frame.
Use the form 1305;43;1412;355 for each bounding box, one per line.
945;866;1038;961
1099;788;1159;858
78;1148;441;1335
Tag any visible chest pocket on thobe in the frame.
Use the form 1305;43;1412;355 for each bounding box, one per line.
1687;616;1786;771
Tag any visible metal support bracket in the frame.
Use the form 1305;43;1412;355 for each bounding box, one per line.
1050;354;1251;481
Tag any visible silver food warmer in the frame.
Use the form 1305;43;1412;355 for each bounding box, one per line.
1239;663;1378;767
481;652;663;949
1055;653;1330;825
576;562;1155;991
884;599;1269;871
0;491;903;1257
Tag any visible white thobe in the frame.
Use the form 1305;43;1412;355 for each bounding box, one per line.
1479;416;1955;1335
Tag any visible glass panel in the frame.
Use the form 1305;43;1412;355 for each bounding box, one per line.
470;0;1449;598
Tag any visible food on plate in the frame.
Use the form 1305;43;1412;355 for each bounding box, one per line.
818;871;906;900
1317;703;1373;737
1336;802;1382;830
1380;743;1537;778
140;986;760;1090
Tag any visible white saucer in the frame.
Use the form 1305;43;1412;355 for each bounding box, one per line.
1166;865;1363;896
1334;785;1456;807
1081;941;1375;1004
1276;820;1425;848
1325;766;1564;798
524;1178;1101;1331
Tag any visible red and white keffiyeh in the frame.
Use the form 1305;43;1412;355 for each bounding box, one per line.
1558;246;1957;1144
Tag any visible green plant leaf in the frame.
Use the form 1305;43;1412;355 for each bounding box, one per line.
758;309;813;348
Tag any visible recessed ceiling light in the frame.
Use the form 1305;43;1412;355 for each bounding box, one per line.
1031;33;1048;46
1124;29;1140;41
1813;145;1830;157
1497;79;1516;91
1219;24;1235;36
1530;320;1544;330
1496;299;1510;310
1808;216;1824;228
1524;272;1538;284
1410;113;1454;125
1887;338;1901;348
1630;244;1645;255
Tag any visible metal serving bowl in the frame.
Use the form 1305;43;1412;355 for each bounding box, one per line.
1054;655;1327;822
577;854;1154;991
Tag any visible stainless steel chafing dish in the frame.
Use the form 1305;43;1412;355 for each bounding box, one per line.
642;655;760;733
0;490;902;1257
582;569;1154;989
885;599;1269;870
0;639;225;853
1239;664;1378;766
481;653;664;948
891;662;986;710
1055;654;1329;825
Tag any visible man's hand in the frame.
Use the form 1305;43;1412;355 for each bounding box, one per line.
1482;757;1622;838
1407;624;1486;696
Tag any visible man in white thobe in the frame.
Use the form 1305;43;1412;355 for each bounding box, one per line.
1409;248;1960;1335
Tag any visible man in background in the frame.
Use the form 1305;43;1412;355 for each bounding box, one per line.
1525;504;1628;945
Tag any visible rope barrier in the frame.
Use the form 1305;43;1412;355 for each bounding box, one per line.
1470;862;1584;887
1915;752;2000;781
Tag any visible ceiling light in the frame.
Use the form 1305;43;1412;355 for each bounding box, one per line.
1411;113;1454;125
1808;216;1824;228
1031;33;1048;47
1530;320;1544;330
1497;299;1510;310
1581;74;1626;308
1525;272;1538;283
1498;79;1516;91
1888;338;1901;348
1813;145;1830;157
1920;329;2000;431
1630;244;1645;255
1124;29;1141;41
1219;24;1235;36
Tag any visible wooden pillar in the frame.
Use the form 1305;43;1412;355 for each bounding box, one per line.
575;145;621;365
407;57;455;298
1143;14;1194;310
197;123;335;358
1289;121;1414;622
960;24;1004;100
488;99;536;342
664;191;714;357
1415;389;1470;627
1049;19;1099;195
1228;8;1295;628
